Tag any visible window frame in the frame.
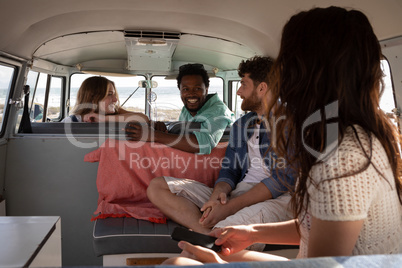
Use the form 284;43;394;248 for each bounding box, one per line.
0;62;18;138
24;71;66;123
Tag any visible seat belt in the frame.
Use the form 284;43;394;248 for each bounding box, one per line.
18;85;33;133
71;115;78;122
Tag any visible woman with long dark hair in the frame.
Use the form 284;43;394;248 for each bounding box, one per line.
163;6;402;265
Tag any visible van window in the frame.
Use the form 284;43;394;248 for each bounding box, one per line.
150;76;181;121
47;76;63;121
0;64;15;132
229;62;396;121
230;80;245;119
23;72;64;122
210;77;224;100
150;76;224;122
380;59;396;115
69;74;147;116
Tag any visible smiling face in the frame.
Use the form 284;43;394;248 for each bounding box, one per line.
98;82;118;114
179;75;209;116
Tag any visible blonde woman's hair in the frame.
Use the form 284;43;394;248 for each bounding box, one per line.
71;76;120;116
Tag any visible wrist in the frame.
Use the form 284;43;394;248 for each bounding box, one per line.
214;182;232;193
250;224;263;244
152;129;165;143
225;197;242;215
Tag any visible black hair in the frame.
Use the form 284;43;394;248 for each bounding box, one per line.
176;63;210;88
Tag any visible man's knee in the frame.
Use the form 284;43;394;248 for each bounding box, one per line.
147;176;168;201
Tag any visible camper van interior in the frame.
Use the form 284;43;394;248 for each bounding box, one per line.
0;0;401;266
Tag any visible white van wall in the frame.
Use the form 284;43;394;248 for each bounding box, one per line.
4;137;102;266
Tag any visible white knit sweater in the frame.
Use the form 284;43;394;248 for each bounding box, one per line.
298;125;402;258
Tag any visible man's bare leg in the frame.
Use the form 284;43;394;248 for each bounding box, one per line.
147;177;211;234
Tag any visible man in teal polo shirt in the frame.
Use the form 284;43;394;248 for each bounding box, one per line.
125;63;234;154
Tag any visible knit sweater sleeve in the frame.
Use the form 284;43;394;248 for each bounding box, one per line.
301;126;401;256
307;127;383;221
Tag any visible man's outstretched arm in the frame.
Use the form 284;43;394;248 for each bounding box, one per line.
125;122;200;153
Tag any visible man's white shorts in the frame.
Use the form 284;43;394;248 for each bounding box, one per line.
164;177;293;229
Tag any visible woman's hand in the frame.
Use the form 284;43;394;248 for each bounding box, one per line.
212;226;256;256
178;241;227;264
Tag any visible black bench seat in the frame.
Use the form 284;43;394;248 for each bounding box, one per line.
93;217;299;258
93;218;182;257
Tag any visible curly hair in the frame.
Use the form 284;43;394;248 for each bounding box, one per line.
238;56;274;87
176;63;210;88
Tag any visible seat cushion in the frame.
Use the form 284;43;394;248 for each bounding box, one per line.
93;218;182;256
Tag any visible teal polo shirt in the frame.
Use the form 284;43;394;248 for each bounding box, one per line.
179;93;234;154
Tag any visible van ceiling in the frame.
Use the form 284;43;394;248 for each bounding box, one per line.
1;0;402;73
